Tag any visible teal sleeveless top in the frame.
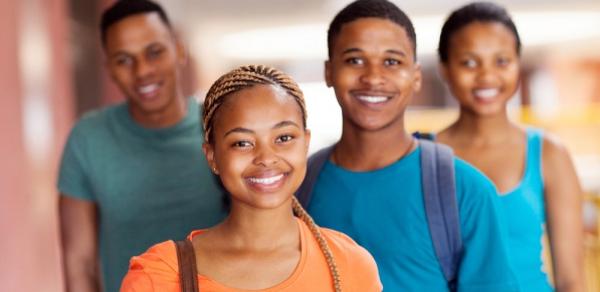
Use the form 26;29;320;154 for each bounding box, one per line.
499;128;553;291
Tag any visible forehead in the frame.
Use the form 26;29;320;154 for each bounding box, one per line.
449;21;517;53
104;12;172;53
214;84;303;128
332;17;413;57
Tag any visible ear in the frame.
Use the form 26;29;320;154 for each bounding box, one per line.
175;38;187;67
438;62;449;83
303;129;312;154
412;62;422;93
324;60;333;88
104;57;118;81
202;142;218;175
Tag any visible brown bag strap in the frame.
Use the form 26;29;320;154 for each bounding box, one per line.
175;239;199;292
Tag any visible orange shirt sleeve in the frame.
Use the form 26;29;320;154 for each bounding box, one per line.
120;240;181;292
322;228;383;292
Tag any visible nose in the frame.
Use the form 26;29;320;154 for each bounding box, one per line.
359;64;385;86
252;142;279;167
476;62;499;84
133;58;155;79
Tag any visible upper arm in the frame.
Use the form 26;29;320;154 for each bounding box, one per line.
542;135;584;289
59;194;98;265
120;270;155;292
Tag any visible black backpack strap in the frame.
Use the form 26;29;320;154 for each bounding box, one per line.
175;239;200;292
419;139;462;291
295;145;336;208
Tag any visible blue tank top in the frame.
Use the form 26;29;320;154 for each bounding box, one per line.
499;128;553;291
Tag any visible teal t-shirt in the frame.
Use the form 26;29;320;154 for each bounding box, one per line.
58;98;227;292
308;146;518;291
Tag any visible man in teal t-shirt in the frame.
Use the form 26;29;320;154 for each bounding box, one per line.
301;0;518;291
57;1;225;291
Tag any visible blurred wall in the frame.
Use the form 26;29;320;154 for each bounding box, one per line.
0;0;74;291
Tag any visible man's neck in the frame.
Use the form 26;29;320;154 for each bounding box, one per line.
333;120;415;171
129;96;187;129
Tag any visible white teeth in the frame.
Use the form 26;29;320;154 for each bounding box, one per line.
357;95;388;103
138;84;159;94
248;174;284;185
473;88;499;100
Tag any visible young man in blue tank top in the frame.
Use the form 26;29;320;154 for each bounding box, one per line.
57;1;226;291
298;0;518;290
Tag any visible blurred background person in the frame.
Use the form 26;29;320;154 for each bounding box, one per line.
58;1;226;291
435;2;583;291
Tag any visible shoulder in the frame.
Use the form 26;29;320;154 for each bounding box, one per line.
121;240;181;291
451;157;500;219
320;227;368;257
453;157;496;193
540;131;573;170
68;103;124;138
127;240;180;277
320;228;382;290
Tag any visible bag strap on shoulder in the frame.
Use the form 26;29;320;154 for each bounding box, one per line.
419;139;462;291
295;144;335;208
175;239;199;292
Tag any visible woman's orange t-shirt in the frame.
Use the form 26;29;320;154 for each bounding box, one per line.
121;218;382;291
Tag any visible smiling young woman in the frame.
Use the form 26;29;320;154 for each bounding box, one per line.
435;2;584;291
120;65;382;292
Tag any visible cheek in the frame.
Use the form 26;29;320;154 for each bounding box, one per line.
504;65;520;86
110;67;132;84
449;70;475;93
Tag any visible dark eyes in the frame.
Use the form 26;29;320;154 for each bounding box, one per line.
496;57;510;66
232;141;253;148
111;46;165;67
345;57;364;65
276;134;294;143
344;58;401;67
461;59;477;68
383;58;401;66
460;57;511;69
147;46;164;59
230;134;295;149
114;55;133;66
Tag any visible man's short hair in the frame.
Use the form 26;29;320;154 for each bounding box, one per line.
100;0;172;47
327;0;417;60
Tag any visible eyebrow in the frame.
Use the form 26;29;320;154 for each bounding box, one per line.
108;51;130;59
108;42;163;59
223;120;301;138
341;47;406;57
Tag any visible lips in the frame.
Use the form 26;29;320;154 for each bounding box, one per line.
472;88;500;101
136;82;161;101
247;174;285;185
245;172;288;192
351;90;395;106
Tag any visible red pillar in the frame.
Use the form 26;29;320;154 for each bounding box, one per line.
0;0;74;291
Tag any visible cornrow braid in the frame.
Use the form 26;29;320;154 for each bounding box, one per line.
202;65;341;291
292;196;342;292
202;65;307;143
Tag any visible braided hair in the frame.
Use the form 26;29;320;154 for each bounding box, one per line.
202;65;342;291
203;65;307;143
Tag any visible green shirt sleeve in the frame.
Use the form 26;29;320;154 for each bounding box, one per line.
58;120;95;201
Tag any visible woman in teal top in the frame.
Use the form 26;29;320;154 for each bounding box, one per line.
435;2;584;291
